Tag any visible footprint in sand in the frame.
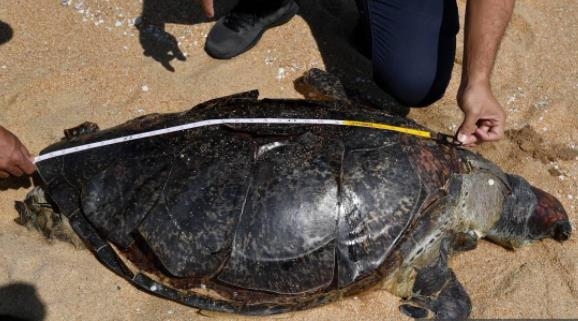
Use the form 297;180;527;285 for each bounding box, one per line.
505;125;578;165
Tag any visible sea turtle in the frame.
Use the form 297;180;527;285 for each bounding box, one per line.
17;69;571;320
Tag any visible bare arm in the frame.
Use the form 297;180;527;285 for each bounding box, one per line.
0;126;36;178
456;0;515;146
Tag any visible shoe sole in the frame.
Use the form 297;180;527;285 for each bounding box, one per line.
207;1;300;60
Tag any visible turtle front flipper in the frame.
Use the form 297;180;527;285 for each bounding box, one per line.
63;121;100;140
400;236;472;321
295;68;409;116
402;269;471;321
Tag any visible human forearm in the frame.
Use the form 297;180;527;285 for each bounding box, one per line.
461;0;515;87
456;0;515;146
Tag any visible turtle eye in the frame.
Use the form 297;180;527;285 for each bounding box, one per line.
528;187;572;241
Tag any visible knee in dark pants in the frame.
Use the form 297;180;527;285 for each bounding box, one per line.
366;0;459;108
374;69;449;108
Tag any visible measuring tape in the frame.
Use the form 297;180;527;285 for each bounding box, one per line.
34;118;458;164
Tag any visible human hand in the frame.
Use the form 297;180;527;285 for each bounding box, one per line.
194;0;215;18
456;82;506;146
0;126;36;178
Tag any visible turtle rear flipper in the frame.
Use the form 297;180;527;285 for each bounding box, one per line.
15;187;85;249
295;68;409;116
63;121;100;140
295;68;351;102
401;236;472;320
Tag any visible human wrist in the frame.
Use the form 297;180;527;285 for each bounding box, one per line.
460;71;491;89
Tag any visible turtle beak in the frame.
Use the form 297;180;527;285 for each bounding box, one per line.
528;186;572;242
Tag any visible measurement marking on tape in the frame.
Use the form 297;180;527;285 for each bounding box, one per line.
34;118;433;163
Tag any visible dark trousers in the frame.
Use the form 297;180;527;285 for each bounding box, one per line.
236;0;459;107
365;0;459;107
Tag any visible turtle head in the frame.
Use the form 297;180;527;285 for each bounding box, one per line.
527;185;572;242
486;174;572;249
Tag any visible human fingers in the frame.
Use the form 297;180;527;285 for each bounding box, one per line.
199;0;214;18
5;164;23;177
19;159;37;175
474;115;505;143
456;112;480;145
475;124;504;142
17;145;36;174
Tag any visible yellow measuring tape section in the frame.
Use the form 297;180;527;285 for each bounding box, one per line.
343;120;433;139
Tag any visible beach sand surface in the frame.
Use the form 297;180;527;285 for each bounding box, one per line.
0;0;576;320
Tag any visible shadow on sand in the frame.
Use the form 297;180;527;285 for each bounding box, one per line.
0;175;33;192
0;20;14;46
135;0;407;115
135;0;237;72
0;282;47;321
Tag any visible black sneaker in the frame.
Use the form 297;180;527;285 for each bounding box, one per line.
205;1;299;59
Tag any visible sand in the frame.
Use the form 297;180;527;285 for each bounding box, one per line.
0;0;576;320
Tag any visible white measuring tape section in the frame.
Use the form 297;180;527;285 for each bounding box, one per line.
33;117;435;164
33;118;355;164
